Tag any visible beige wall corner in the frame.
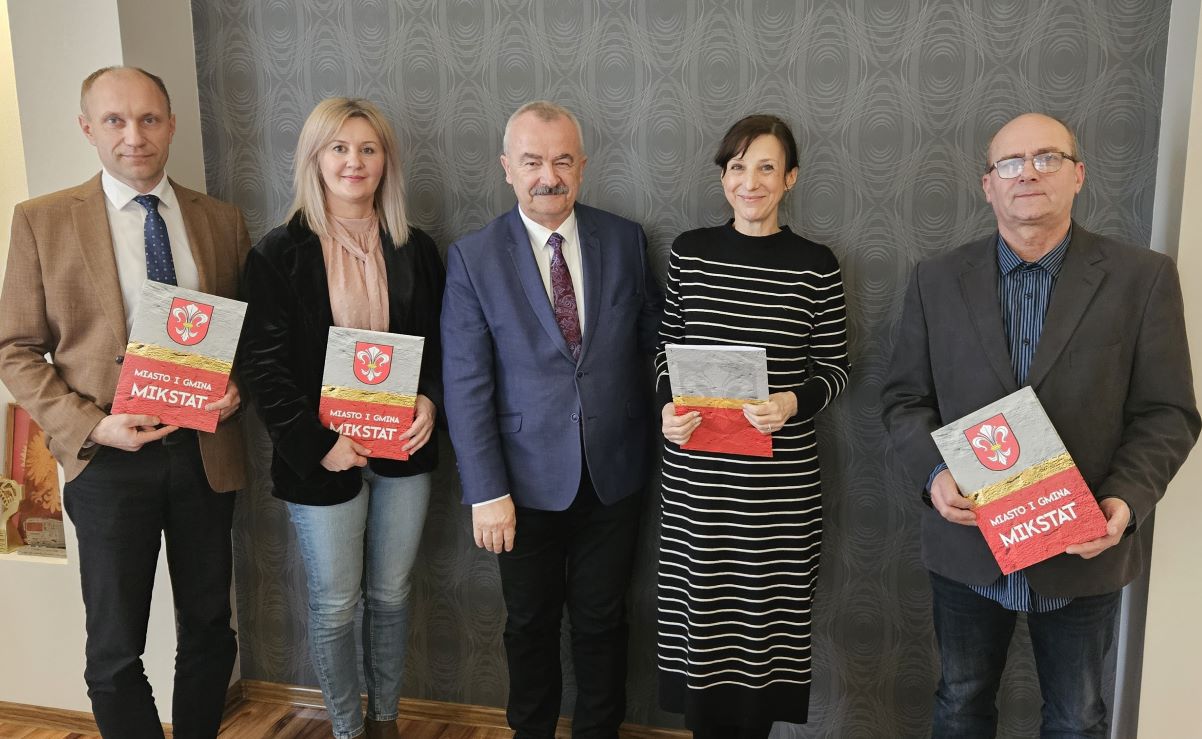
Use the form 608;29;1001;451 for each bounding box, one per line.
1140;1;1202;735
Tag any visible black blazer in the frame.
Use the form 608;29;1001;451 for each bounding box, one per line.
882;224;1199;597
239;213;445;505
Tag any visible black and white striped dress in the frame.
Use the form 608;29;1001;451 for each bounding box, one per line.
655;222;849;727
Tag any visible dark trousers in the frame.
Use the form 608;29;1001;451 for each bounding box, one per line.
497;473;642;739
63;433;237;739
929;572;1121;739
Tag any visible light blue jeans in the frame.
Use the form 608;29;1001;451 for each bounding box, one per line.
287;470;431;739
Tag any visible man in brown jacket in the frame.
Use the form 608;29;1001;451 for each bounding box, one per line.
0;67;249;738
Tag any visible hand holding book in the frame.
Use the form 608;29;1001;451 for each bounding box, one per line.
743;391;797;434
930;468;976;526
1064;497;1131;559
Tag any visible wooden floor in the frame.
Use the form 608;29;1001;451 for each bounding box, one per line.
0;684;688;738
1;704;529;738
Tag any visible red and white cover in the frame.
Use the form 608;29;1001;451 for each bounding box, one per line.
931;387;1108;574
111;281;246;432
666;344;772;458
318;327;424;461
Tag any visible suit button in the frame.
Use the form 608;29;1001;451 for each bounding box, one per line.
570;413;579;422
576;371;584;379
115;355;124;364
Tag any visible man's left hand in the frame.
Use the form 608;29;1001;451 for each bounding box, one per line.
744;391;798;434
401;394;436;454
204;379;241;422
1065;498;1131;559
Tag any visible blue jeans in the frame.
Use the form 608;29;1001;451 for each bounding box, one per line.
929;572;1121;738
287;470;431;739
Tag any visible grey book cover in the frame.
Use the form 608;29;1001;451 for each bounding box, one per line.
665;344;769;401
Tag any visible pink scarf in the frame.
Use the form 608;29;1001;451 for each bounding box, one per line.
320;214;389;331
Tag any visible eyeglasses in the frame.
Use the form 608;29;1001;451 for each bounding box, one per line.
987;151;1077;179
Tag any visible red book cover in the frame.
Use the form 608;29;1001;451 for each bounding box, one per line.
111;281;246;433
665;344;772;458
318;327;424;461
931;387;1108;574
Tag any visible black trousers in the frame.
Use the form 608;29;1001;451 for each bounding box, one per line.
63;432;237;739
497;472;642;739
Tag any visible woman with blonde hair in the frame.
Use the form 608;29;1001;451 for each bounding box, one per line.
239;97;444;739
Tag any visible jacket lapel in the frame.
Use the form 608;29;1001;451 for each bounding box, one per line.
72;175;127;344
174;182;216;292
1027;228;1104;389
576;209;602;363
958;236;1019;394
503;207;575;362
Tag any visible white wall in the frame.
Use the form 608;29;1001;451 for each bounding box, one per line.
0;0;221;718
1140;2;1202;735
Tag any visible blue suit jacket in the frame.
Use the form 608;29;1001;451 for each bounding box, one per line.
442;203;663;510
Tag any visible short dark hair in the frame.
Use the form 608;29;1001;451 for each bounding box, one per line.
714;114;799;171
80;66;172;115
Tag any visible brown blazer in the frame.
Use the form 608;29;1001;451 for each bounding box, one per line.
0;173;250;491
881;225;1200;598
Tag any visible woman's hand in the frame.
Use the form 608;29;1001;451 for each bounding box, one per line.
662;402;701;445
320;435;370;471
401;394;436;454
743;392;798;434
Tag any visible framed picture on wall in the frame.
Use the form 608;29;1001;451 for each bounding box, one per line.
4;404;65;553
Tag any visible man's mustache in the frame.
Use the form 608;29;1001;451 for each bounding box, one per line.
530;184;570;196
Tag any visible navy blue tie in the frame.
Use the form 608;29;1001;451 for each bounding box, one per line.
134;194;177;286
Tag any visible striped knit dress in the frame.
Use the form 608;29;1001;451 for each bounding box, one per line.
655;222;849;727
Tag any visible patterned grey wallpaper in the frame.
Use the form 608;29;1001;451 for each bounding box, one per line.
192;1;1170;736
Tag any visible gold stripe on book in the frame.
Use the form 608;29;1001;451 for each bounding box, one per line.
673;395;765;409
969;452;1076;508
320;386;417;407
124;342;233;374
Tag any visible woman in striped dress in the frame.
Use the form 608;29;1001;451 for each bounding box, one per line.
656;114;850;738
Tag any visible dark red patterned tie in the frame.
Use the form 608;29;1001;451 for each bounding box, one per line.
547;232;581;360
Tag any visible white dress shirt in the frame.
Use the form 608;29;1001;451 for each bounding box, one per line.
101;169;200;335
516;207;586;336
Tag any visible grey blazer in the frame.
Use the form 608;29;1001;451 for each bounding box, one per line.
882;224;1199;598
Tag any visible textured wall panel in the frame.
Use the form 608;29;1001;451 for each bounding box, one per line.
192;1;1169;735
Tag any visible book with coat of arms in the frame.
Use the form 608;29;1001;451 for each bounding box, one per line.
318;327;424;461
665;343;772;458
931;386;1109;574
111;281;247;433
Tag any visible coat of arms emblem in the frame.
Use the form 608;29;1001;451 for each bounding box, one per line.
167;298;213;347
354;342;393;385
964;413;1020;471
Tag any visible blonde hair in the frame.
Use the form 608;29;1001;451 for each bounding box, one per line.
289;97;409;243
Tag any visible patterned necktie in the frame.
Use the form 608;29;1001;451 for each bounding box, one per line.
547;232;581;360
134;194;177;286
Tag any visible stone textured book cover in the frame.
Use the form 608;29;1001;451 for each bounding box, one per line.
932;387;1108;574
111;281;246;432
318;327;424;460
666;344;772;458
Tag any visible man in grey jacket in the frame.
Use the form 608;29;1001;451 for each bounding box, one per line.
882;112;1199;737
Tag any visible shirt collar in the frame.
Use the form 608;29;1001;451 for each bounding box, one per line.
101;168;176;212
517;207;577;250
997;226;1071;278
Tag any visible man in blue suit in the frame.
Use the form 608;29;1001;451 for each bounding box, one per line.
442;100;662;738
